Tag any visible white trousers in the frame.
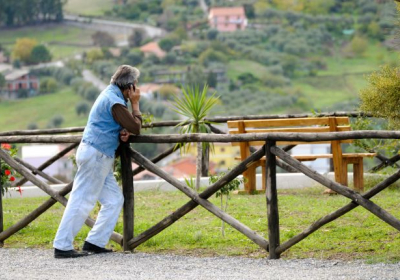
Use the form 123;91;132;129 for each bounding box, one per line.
53;143;124;250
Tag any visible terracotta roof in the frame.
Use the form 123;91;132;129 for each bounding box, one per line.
209;6;246;17
140;42;166;58
140;83;162;94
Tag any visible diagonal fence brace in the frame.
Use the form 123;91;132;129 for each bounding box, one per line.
272;146;400;232
276;169;400;255
128;146;269;251
0;149;123;245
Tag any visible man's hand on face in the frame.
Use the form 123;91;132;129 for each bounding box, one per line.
120;129;130;142
128;84;140;104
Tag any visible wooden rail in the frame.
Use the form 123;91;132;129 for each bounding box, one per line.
1;116;399;258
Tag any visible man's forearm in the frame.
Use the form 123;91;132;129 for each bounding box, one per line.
131;102;141;115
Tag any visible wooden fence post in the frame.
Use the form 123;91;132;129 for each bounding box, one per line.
119;143;134;252
201;145;209;177
266;141;280;259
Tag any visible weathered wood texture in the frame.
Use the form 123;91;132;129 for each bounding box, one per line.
119;144;134;251
370;154;400;173
276;169;400;255
266;141;280;259
128;146;267;250
0;127;84;136
272;146;400;231
132;145;175;176
201;145;210;177
0;182;72;243
0;149;123;245
2;131;400;144
129;148;269;251
228;117;376;192
12;143;78;187
0;112;368;136
15;157;64;184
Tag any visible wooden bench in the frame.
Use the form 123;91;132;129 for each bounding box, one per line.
227;117;376;193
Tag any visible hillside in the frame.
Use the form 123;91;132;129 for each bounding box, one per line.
0;0;399;131
0;88;87;131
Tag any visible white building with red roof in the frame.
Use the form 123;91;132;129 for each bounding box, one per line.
208;6;248;32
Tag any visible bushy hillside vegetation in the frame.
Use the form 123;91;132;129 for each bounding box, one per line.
0;0;398;131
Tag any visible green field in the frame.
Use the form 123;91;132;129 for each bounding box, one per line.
227;60;272;80
3;183;400;262
64;0;114;16
0;88;87;132
0;25;96;59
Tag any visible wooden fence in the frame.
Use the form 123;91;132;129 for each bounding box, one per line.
1;112;400;258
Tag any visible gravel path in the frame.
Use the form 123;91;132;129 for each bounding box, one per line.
1;249;400;279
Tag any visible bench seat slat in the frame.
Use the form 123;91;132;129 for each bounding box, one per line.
227;117;350;128
235;152;376;162
231;139;353;146
229;126;351;134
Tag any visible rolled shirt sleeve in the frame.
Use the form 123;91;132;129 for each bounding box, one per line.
112;104;142;135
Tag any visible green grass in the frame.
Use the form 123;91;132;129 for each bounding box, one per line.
0;88;88;132
320;42;399;77
227;60;272;80
64;0;114;16
292;73;368;110
0;25;96;59
3;182;400;262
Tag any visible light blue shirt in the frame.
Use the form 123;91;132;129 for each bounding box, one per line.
82;84;127;157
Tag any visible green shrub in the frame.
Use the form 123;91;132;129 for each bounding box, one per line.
39;77;57;94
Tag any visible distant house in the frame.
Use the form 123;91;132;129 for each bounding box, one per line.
0;64;39;99
22;145;75;184
139;83;162;100
140;42;166;59
208;6;248;32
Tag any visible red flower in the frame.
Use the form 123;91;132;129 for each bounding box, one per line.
9;176;15;182
1;143;11;150
17;186;23;197
4;170;11;176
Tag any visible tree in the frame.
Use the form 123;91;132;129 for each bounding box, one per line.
359;65;400;129
12;38;37;63
207;72;217;88
185;65;206;87
171;84;219;191
48;114;64;128
30;45;52;64
0;73;5;88
206;29;219;41
91;31;115;47
128;29;146;47
27;122;38;130
39;77;57;94
157;84;178;100
158;38;175;52
127;51;144;65
76;101;90;116
348;36;368;57
244;4;255;19
209;172;243;237
84;87;99;102
86;49;104;64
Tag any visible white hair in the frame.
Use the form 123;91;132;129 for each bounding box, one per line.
110;65;140;89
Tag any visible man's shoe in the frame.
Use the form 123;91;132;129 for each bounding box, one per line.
82;241;113;254
54;248;89;259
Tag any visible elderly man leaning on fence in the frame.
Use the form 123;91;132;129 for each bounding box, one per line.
53;65;142;258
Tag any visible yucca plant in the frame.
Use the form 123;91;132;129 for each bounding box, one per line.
171;83;219;191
